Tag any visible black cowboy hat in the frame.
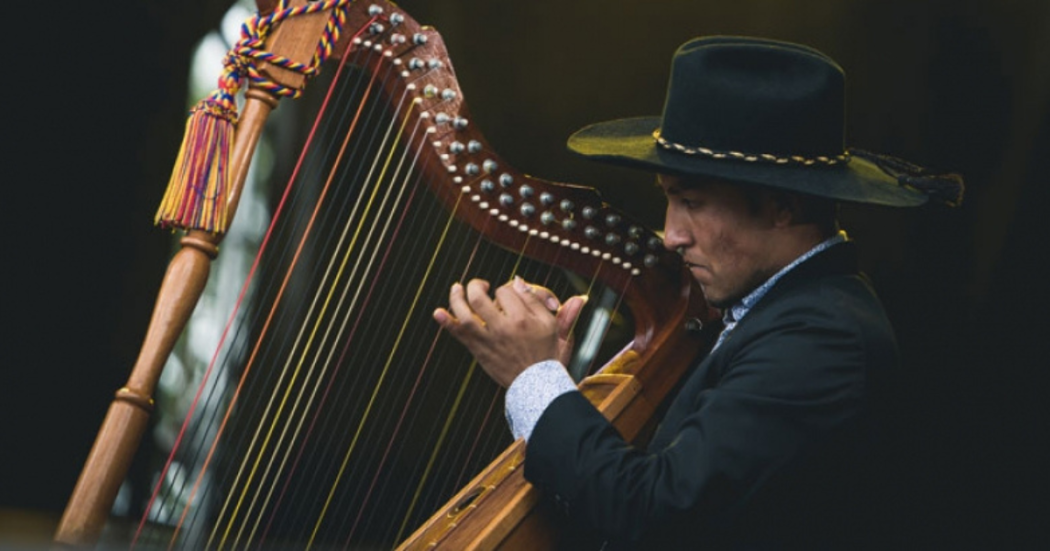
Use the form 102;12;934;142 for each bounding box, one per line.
568;36;963;208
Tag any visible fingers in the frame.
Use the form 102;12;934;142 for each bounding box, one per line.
514;277;561;312
432;307;453;327
434;276;586;380
437;278;515;329
484;276;542;320
556;294;589;339
466;279;502;321
439;280;490;335
434;276;578;334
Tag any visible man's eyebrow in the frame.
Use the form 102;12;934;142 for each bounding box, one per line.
663;183;684;195
656;178;681;194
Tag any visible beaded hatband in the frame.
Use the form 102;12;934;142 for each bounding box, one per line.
653;130;850;167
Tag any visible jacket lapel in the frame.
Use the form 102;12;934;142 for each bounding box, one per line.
646;241;861;451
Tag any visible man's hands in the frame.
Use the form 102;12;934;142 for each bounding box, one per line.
432;276;588;388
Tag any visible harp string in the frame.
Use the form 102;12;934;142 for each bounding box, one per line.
238;106;437;551
389;245;535;542
130;30;382;550
305;162;480;546
224;58;462;547
224;62;499;541
256;158;444;549
204;64;422;545
306;92;592;541
393;358;482;544
167;59;404;551
341;212;499;543
383;241;618;544
327;195;564;544
386;236;540;544
186;50;394;545
361;175;630;541
347;226;528;544
206;73;422;551
252;133;428;551
144;41;397;550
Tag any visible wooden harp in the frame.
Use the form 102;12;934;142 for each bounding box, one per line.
55;1;719;549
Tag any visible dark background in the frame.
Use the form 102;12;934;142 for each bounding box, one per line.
2;0;1046;548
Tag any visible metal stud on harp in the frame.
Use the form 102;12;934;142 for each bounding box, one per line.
55;1;720;550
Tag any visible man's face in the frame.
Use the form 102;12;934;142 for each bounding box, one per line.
659;174;782;309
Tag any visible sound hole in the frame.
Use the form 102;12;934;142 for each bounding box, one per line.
449;486;485;517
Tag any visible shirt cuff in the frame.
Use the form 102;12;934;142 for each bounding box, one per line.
504;360;577;442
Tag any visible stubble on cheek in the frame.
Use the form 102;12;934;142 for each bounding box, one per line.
700;231;764;309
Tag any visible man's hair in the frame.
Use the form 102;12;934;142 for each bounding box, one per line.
666;176;840;237
740;185;840;237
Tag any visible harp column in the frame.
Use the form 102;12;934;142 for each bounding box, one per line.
53;90;279;547
55;2;337;543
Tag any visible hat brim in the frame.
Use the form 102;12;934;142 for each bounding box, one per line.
567;117;928;207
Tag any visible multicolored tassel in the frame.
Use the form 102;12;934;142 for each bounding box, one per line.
154;95;237;234
154;0;353;235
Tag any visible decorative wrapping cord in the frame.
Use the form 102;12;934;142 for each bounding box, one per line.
850;148;965;207
652;130;964;207
155;0;353;235
652;130;851;167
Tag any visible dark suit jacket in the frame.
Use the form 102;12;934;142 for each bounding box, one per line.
525;242;898;549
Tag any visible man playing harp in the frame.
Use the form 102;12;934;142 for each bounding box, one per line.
434;36;963;549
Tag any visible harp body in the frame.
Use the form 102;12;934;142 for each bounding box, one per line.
56;1;719;549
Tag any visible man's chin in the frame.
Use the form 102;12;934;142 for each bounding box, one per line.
699;286;731;309
706;296;733;309
699;285;748;310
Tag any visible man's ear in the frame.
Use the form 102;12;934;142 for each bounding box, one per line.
769;191;800;227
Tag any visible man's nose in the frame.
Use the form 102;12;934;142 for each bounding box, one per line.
662;230;682;252
661;210;687;252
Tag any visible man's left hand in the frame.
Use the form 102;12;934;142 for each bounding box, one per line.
433;276;587;387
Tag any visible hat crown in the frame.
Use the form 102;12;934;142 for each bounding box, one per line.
564;35;961;210
659;37;846;158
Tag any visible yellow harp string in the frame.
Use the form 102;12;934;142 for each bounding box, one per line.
393;358;480;543
208;90;422;550
238;102;433;551
210;80;419;544
389;233;612;543
306;176;470;550
166;83;387;551
389;235;535;542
